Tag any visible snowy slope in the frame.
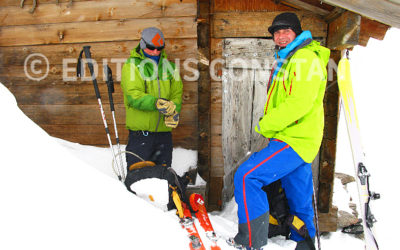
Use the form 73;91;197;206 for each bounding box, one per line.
0;83;188;250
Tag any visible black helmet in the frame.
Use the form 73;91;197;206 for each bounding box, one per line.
268;12;302;36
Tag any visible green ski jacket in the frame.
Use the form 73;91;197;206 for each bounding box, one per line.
256;34;330;163
121;45;183;132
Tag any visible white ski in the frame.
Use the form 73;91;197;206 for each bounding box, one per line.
337;53;380;250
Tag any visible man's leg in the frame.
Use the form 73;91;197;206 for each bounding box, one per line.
233;140;305;249
281;162;316;242
153;132;173;167
125;130;154;169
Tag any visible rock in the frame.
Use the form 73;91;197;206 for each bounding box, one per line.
338;210;359;228
335;172;356;185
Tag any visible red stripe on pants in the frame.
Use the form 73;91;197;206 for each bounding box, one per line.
242;144;290;247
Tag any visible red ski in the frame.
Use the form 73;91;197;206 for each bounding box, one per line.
173;190;205;250
190;193;221;250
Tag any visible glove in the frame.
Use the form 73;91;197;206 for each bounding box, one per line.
156;98;176;116
165;110;179;128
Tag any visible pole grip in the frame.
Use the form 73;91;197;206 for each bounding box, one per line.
82;46;101;99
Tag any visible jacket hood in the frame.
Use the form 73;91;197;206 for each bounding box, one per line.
305;40;330;67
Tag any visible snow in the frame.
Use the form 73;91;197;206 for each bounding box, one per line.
1;28;399;249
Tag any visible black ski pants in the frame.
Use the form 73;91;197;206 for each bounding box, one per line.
125;130;173;170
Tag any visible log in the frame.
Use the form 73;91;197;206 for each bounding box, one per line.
281;0;331;16
318;205;338;232
213;0;294;12
197;0;211;184
0;16;196;46
0;39;198;66
323;0;400;28
0;0;196;26
6;81;197;105
207;176;223;211
327;11;361;50
19;103;197;125
40;123;197;149
212;11;327;38
0;60;199;86
0;0;89;7
358;17;390;47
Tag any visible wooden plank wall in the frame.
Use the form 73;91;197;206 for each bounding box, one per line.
0;0;198;149
208;0;329;211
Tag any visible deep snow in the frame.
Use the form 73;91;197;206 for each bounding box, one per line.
1;28;399;250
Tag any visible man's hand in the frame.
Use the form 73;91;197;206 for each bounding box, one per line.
165;110;179;128
156;98;176;116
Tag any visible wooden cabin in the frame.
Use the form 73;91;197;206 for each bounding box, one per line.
1;0;398;232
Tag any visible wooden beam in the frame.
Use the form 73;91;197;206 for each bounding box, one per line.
38;123;197;149
358;17;390;46
0;39;197;66
0;16;196;46
318;50;340;214
281;0;330;16
19;104;197;125
323;0;400;28
327;11;361;50
212;11;327;38
323;7;346;23
0;0;196;26
213;0;294;12
6;81;197;105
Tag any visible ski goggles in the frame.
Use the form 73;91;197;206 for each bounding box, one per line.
142;39;165;51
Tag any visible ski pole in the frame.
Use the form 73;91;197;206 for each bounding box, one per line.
104;65;125;180
77;46;124;181
312;182;321;250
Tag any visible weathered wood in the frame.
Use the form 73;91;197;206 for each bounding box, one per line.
0;59;198;86
318;50;340;214
358;17;390;47
318;205;338;232
40;123;197;149
0;0;90;7
221;38;275;205
212;11;327;38
6;81;197;105
208;176;223;211
327;11;361;50
213;0;294;12
0;0;196;26
0;39;197;66
323;0;400;28
323;6;346;23
19;103;197;125
211;146;224;170
0;16;196;46
281;0;330;16
197;0;211;184
211;102;222;126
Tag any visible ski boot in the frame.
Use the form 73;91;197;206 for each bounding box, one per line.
226;238;263;250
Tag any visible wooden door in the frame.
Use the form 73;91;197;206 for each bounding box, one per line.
221;38;276;203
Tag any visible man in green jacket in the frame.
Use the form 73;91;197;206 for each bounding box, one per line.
232;13;330;249
121;27;183;170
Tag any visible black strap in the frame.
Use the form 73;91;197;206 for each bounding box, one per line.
104;65;115;112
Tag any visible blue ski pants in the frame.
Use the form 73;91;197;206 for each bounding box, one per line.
234;139;315;247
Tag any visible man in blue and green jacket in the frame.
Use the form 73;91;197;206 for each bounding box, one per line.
121;27;183;170
233;13;330;249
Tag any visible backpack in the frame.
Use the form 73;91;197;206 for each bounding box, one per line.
124;161;190;210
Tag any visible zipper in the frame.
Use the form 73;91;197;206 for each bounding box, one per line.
155;73;161;132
